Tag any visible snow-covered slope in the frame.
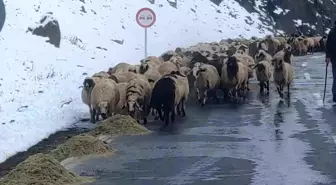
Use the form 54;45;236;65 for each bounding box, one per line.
0;0;273;163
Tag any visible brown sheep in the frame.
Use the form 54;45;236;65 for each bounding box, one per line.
265;36;281;56
303;37;315;54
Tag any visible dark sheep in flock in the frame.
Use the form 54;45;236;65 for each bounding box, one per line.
150;71;189;127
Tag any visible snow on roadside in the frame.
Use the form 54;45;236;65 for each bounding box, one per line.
0;0;272;163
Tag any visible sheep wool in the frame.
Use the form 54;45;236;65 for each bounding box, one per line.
273;59;294;99
254;49;272;64
221;56;249;99
125;77;152;124
194;64;220;106
90;78;120;123
253;60;272;93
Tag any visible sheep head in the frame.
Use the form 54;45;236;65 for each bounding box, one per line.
169;56;182;68
128;66;137;73
196;66;207;76
226;56;239;80
139;62;149;74
272;58;284;69
253;63;265;71
255;50;263;59
237;49;245;55
124;98;143;118
161;53;174;62
97;101;109;119
179;67;191;76
83;78;95;91
107;67;113;75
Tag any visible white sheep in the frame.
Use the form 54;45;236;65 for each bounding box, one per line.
272;58;294;99
221;56;249;100
115;82;128;115
157;56;182;76
253;60;272;94
92;71;110;78
108;62;133;74
194;63;220;106
123;77;152;124
90;78;120;123
81;76;103;119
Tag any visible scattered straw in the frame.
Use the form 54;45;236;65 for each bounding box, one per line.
50;134;111;162
0;153;93;185
88;114;151;137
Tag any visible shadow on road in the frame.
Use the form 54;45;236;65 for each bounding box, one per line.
0;0;5;32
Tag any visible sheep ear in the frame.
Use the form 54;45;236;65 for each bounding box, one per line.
200;67;207;72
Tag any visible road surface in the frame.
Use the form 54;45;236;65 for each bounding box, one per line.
71;53;336;185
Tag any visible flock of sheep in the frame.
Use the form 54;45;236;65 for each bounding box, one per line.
81;34;326;127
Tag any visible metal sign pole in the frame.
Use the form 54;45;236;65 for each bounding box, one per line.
145;28;148;58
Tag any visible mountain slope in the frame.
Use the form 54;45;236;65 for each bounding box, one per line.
234;0;336;35
0;0;274;163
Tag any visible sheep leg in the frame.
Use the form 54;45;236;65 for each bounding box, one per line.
223;88;229;103
176;102;182;116
213;89;220;104
287;84;290;98
158;109;164;121
259;82;264;93
171;106;176;123
181;99;186;117
247;81;250;91
276;86;282;98
266;81;270;94
95;111;100;122
91;108;96;123
164;110;170;126
279;85;284;99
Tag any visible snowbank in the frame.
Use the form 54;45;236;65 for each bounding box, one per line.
0;0;272;163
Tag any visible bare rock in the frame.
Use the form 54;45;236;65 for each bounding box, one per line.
27;12;61;48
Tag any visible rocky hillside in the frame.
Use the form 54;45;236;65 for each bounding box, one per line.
230;0;335;35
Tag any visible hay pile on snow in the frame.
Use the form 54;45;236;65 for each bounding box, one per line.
0;153;92;185
50;134;111;161
88;114;150;136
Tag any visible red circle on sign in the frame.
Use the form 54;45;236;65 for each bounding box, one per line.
136;7;156;28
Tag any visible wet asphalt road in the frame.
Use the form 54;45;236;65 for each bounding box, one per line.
72;53;336;185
